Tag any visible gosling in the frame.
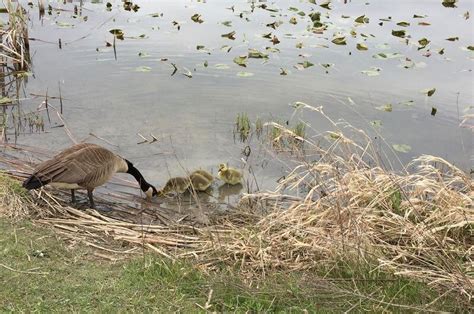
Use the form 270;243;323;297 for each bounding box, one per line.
189;171;213;191
158;177;191;196
217;163;242;185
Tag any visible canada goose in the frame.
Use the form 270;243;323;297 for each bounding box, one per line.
189;171;213;191
22;143;158;208
158;176;191;196
217;163;242;185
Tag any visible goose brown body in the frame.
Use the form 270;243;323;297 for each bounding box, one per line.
23;143;157;208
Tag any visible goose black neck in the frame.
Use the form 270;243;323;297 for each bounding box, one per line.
126;160;152;192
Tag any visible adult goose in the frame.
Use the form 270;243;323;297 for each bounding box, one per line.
22;143;157;208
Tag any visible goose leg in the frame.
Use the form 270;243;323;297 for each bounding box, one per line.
70;189;76;204
87;189;95;209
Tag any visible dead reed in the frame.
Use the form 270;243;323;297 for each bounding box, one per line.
0;1;30;71
0;104;471;304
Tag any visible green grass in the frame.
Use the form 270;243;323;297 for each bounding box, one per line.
0;219;465;312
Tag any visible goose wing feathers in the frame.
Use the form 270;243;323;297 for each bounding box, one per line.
29;143;120;188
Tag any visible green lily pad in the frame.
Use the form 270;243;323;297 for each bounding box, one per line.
248;49;268;59
135;66;152;72
356;43;368;51
233;55;248;67
376;104;392;112
191;13;204;23
370;120;382;128
221;31;236;40
361;67;382;76
391;30;406;38
396;21;410;27
421;88;436;97
294;61;314;70
56;21;74;28
355;15;369;24
237;71;254;77
392;144;411;153
331;36;347;45
215;64;230;69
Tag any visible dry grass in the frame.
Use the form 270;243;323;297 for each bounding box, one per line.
0;105;472;307
0;1;30;71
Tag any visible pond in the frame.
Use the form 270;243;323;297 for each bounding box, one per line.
7;0;474;196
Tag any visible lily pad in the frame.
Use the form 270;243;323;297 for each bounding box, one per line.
391;30;406;38
135;66;152;72
355;15;369;24
376;104;393;112
191;14;204;23
233;55;248;67
248;49;268;59
331;36;347;45
356;43;368;51
396;21;410;27
221;31;236;40
392;144;411;153
237;71;254;77
361;67;382;76
215;64;230;70
294;61;314;70
421;88;436;97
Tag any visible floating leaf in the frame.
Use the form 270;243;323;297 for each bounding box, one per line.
392;144;411;153
361;67;382;76
221;20;232;27
331;36;347;45
109;29;124;36
248;49;268;59
266;21;283;29
418;21;431;26
221;31;236;40
221;45;232;53
280;68;288;75
135;66;151;72
355;15;369;24
266;47;280;53
295;42;303;49
182;68;192;78
356;43;368;51
215;63;230;69
294;61;314;70
233;55;248;67
418;38;430;50
431;107;438;116
271;35;280;45
373;52;403;59
446;37;459;41
237;71;254;77
442;0;457;8
289;17;298;25
376;104;393;112
399;100;415;106
391;30;406;38
56;21;74;28
370;120;382;128
319;1;332;10
413;14;427;18
396;21;410;27
138;52;150;57
191;13;204;23
421;88;436;97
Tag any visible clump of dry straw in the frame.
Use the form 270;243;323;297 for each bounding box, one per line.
0;104;472;303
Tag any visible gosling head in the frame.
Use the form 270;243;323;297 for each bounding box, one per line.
218;163;227;173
